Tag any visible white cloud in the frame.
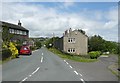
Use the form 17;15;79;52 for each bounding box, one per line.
1;2;118;42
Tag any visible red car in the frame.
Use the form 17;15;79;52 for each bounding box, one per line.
20;45;32;55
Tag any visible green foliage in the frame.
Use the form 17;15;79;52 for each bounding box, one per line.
30;46;36;50
8;42;19;58
2;49;12;60
89;35;105;51
2;26;13;42
88;35;119;54
16;45;22;54
45;37;59;48
89;51;101;59
49;48;97;62
2;41;19;60
35;41;42;49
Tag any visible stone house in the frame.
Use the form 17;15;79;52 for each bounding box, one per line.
54;28;88;55
0;20;29;44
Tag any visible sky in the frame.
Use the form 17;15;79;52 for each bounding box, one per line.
1;0;119;42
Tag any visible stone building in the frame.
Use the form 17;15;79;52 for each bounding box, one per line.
0;20;29;44
54;28;88;55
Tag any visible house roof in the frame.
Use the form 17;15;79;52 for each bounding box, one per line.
63;29;88;37
0;21;29;31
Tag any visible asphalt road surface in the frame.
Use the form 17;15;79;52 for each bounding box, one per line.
2;47;85;82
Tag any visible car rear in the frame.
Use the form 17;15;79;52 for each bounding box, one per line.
20;46;32;55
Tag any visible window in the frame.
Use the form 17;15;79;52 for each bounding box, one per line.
12;29;14;34
68;48;75;53
9;29;15;34
14;30;17;34
17;30;20;34
20;30;22;35
23;31;27;35
68;48;70;52
68;38;76;43
9;29;12;33
68;38;71;42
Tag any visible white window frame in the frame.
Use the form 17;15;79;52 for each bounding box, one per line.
68;48;75;53
68;38;76;43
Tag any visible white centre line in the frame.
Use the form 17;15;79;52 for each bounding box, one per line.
42;53;43;55
80;78;85;83
19;67;40;83
66;62;69;64
69;65;73;68
41;56;43;63
79;73;83;76
74;70;79;75
29;74;32;77
21;77;28;82
64;60;66;62
32;67;40;75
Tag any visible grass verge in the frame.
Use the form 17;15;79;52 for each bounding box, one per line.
108;64;120;78
49;48;97;62
0;61;2;64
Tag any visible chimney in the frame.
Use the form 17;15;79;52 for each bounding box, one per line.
65;30;68;35
18;20;21;26
69;28;72;32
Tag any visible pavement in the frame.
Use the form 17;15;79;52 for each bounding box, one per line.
1;47;119;83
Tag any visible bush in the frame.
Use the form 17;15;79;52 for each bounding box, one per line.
89;51;101;59
35;41;42;49
2;49;12;60
30;46;36;50
16;45;22;53
8;42;19;59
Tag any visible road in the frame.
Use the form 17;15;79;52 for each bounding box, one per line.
2;47;85;82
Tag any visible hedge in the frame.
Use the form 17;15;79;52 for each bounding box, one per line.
2;49;12;60
89;51;101;59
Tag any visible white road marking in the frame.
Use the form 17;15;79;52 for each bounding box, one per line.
29;75;32;77
74;70;79;75
79;73;83;76
64;60;69;64
66;62;69;64
42;53;43;55
64;60;84;82
64;60;66;62
69;65;73;68
80;78;85;83
41;56;43;63
20;67;40;83
22;77;28;82
32;67;40;75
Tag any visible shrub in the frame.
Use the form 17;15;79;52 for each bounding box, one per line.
35;41;42;49
2;49;12;60
30;46;36;50
8;42;19;59
16;45;22;54
89;51;101;59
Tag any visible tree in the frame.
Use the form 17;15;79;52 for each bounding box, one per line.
88;35;119;54
104;41;118;53
35;41;42;49
2;26;13;42
45;37;59;48
88;35;105;52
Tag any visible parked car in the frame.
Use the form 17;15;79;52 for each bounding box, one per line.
20;45;32;55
